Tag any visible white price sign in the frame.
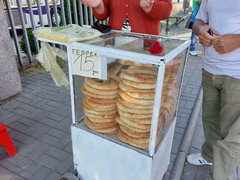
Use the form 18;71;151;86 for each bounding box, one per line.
71;48;107;79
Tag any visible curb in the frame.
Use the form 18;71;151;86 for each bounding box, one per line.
170;89;203;180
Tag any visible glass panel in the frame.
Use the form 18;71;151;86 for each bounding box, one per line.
155;50;187;148
74;58;158;153
84;32;186;57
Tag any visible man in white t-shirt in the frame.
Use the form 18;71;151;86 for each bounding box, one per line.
186;0;240;179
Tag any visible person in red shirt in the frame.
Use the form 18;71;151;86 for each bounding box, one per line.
80;0;172;35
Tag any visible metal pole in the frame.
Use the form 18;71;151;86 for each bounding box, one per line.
36;0;44;26
4;0;23;66
84;5;89;25
16;0;33;63
45;0;52;27
89;8;93;25
66;0;72;24
26;0;39;53
78;1;84;26
60;0;66;25
53;0;59;26
73;0;78;24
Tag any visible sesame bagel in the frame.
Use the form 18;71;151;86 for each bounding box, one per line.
85;78;119;90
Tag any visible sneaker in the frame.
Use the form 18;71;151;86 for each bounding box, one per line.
187;152;213;166
189;50;198;56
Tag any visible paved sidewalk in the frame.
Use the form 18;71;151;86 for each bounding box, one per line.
181;112;213;180
0;70;73;180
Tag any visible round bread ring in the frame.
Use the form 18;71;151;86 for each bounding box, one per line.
85;118;119;135
118;109;152;119
83;99;117;111
86;96;116;105
121;79;156;89
120;70;156;84
83;106;117;115
128;117;152;125
116;59;134;66
124;91;155;100
119;125;150;138
95;125;119;135
108;63;123;82
81;87;118;99
84;78;119;90
116;116;150;133
84;83;118;95
118;129;149;144
119;91;154;105
84;110;116;119
119;81;155;93
84;98;116;109
116;102;153;114
120;116;151;130
132;62;157;68
117;97;153;110
85;117;117;128
88;116;116;123
127;66;157;76
118;130;149;149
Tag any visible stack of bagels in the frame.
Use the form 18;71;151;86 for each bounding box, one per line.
81;58;182;150
116;64;158;149
159;58;182;130
82;77;120;135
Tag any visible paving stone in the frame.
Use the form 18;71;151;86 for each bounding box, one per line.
18;140;42;157
0;151;9;163
0;166;25;180
11;131;35;145
27;142;51;161
46;146;70;161
7;154;32;170
30;166;52;180
1;160;24;174
185;101;195;110
47;128;67;140
182;164;198;180
54;154;73;174
38;154;61;169
175;126;185;135
179;100;187;108
21;104;37;113
2;114;20;125
46;171;62;180
176;117;189;129
40;117;59;128
11;122;29;134
45;112;66;122
17;117;36;127
64;143;73;153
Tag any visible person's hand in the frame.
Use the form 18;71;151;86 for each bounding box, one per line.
213;34;240;54
198;25;218;47
140;0;155;13
80;0;103;8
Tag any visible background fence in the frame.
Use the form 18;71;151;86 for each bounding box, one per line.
3;0;185;68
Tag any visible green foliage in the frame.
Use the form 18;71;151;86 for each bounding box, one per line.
19;29;37;55
56;56;66;69
36;56;66;70
0;101;6;106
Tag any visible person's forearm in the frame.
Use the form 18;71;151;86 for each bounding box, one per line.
93;1;104;14
193;20;206;36
236;34;240;48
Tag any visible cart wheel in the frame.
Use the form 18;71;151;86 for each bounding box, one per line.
50;8;62;26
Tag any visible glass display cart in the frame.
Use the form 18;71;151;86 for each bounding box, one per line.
37;30;190;180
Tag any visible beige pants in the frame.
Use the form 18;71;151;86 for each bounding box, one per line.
201;70;240;180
